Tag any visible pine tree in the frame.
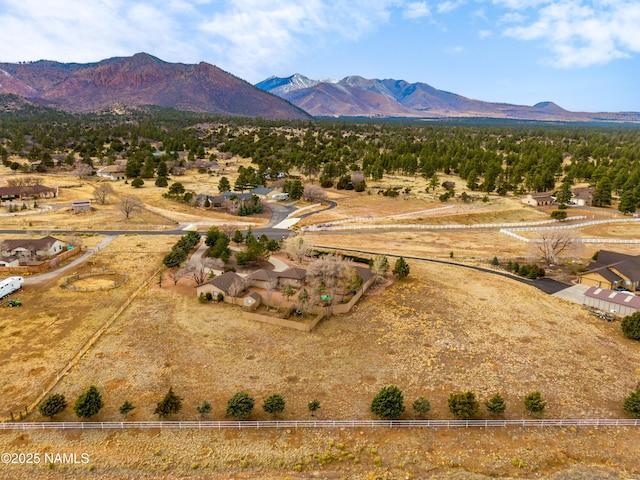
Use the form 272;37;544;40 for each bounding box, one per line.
226;392;254;419
308;399;320;417
370;385;405;419
232;230;244;244
73;385;104;419
218;176;231;193
38;393;67;420
448;391;480;419
154;387;183;419
524;391;546;416
119;400;135;418
623;385;640;418
484;393;506;415
262;394;286;417
392;257;410;279
412;396;431;417
157;159;168;178
196;400;212;418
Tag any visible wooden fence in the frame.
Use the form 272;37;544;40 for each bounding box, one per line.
0;246;80;274
4;266;163;423
60;270;128;292
2;418;639;430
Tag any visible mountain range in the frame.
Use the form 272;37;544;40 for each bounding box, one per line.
0;53;310;120
0;53;638;123
256;74;640;123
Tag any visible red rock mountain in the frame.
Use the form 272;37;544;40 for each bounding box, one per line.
0;53;310;120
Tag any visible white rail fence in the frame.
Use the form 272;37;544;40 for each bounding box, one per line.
502;217;640;232
322;205;456;225
1;418;639;431
302;216;588;232
286;203;321;218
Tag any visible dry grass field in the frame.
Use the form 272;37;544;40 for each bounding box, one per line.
2;166;640;479
2;251;640;478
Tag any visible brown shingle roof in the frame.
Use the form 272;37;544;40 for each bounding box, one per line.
278;267;307;280
0;185;55;197
247;269;279;282
202;271;243;293
1;236;63;252
584;250;640;283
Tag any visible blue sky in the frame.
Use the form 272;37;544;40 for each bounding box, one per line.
0;0;638;112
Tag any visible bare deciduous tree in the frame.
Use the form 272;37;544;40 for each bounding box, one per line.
75;164;93;179
64;234;83;249
302;185;328;203
116;195;142;220
167;268;187;286
227;277;246;298
93;183;114;205
7;176;44;187
184;258;218;286
284;235;311;263
371;255;390;284
535;229;575;265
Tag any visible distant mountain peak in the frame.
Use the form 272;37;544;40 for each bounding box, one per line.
255;74;320;96
533;101;566;112
257;73;639;122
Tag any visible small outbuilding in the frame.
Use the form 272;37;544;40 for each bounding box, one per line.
72;199;92;213
583;287;640;317
243;292;262;311
522;193;554;207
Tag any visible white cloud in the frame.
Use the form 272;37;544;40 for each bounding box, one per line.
198;0;400;80
500;0;640;67
0;0;201;63
403;2;431;18
479;29;493;38
444;45;464;53
437;0;466;13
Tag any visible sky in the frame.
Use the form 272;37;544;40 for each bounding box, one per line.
0;0;638;112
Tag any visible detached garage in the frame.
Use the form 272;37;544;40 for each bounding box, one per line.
583;287;640;317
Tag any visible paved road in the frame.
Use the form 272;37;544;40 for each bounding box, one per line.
264;202;297;228
312;244;571;294
297;200;337;219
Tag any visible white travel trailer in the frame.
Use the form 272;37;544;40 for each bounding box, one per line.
0;276;24;299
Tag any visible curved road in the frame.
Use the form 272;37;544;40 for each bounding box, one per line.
312;244;569;294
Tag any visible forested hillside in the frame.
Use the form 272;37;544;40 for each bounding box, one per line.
2;101;640;211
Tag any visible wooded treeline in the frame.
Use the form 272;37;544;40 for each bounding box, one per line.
2;98;640;208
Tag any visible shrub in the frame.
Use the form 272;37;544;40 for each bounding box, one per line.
370;385;405;419
196;400;212;417
73;385;104;419
622;385;640;418
155;176;168;187
131;177;144;188
262;394;286;417
448;391;480;419
524;391;546;416
226;392;254;419
621;312;640;340
550;210;567;220
412;396;431;417
154;387;183;419
38;393;67;419
484;393;506;415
